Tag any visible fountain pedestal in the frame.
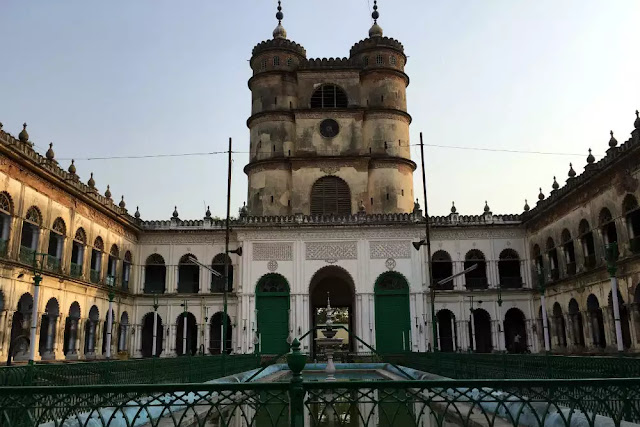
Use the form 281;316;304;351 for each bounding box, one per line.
315;293;344;381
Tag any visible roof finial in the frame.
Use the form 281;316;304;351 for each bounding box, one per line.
451;201;457;214
172;206;179;218
46;142;55;161
119;196;126;209
586;148;595;164
104;185;112;200
205;205;212;218
552;176;559;190
568;163;576;178
134;206;141;219
609;130;618;148
273;1;287;39
88;172;95;189
483;200;490;213
523;199;530;212
68;159;77;175
635;110;640;130
369;0;383;37
538;187;545;201
18;123;29;143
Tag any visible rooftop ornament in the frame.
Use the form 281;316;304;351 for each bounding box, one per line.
552;176;559;191
586;148;595;165
568;163;576;179
134;206;141;219
68;159;77;175
483;201;491;213
119;196;126;209
104;185;112;200
538;188;545;201
523;199;530;212
45;143;55;161
87;172;96;190
369;0;383;37
18;123;29;143
205;206;212;218
273;1;287;39
451;201;457;214
609;130;618;148
172;206;179;219
635;110;640;129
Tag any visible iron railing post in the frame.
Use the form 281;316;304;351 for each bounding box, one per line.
287;339;305;427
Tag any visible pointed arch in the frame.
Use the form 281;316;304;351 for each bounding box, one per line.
0;191;14;215
51;218;66;235
24;206;42;225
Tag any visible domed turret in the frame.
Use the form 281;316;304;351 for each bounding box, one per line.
88;172;96;190
586;148;595;165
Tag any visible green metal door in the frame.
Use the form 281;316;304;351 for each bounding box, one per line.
256;273;290;355
374;272;411;353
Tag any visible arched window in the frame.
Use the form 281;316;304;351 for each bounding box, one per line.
561;229;576;276
432;250;453;289
90;237;104;284
390;55;397;65
106;244;119;286
70;228;86;278
122;251;132;290
178;254;199;293
599;207;618;249
375;54;383;65
273;56;280;66
0;192;13;253
363;56;369;66
45;218;66;272
286;57;293;67
260;58;267;70
310;176;351;216
532;244;543;273
464;249;487;289
211;253;232;292
546;237;559;281
498;249;521;288
20;206;42;264
623;194;640;253
310;84;348;109
145;254;166;294
579;219;596;269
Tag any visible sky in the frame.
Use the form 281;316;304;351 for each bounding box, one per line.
1;0;639;220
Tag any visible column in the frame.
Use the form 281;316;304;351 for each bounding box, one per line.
602;306;614;350
67;318;78;359
42;314;56;359
565;315;575;352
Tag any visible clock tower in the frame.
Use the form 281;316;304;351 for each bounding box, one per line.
245;1;415;217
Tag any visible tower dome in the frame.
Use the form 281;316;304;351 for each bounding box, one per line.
273;1;287;39
369;1;383;37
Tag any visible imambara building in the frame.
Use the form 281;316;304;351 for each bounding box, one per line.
0;3;640;362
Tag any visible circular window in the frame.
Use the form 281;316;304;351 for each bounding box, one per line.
319;119;340;138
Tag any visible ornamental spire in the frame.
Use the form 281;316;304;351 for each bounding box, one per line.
273;1;287;39
608;130;618;148
369;0;383;37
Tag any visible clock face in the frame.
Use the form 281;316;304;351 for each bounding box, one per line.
319;119;340;138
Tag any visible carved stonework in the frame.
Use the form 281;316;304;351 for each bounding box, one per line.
370;241;411;259
239;228;422;241
267;260;278;272
385;258;397;270
319;164;340;175
253;243;293;261
306;242;357;260
432;228;522;240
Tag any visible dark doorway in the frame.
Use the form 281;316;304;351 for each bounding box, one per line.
210;312;232;354
141;312;163;357
176;312;198;356
470;309;492;353
504;308;527;353
436;310;456;352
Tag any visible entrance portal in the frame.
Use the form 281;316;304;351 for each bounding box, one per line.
309;266;355;357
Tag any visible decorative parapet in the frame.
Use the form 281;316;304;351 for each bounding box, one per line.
251;38;306;58
301;57;355;70
349;36;405;57
0;126;137;226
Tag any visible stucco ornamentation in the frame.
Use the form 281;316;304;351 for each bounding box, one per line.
370;241;411;259
253;243;293;261
139;234;215;244
267;260;278;272
385;258;396;270
306;242;357;260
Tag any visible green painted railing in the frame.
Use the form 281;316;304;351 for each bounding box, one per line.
383;351;640;379
18;245;35;264
1;378;638;426
44;255;61;273
0;238;8;257
69;262;82;278
90;269;100;283
0;353;260;386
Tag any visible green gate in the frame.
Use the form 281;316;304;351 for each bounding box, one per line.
374;272;411;353
256;273;290;355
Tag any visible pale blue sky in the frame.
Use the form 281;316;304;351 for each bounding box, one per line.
1;1;638;219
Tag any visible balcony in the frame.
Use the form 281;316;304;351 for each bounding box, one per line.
432;280;454;290
45;255;62;273
178;281;199;294
70;262;83;278
143;282;165;294
584;254;597;269
566;262;576;276
105;275;119;287
465;277;488;289
499;276;522;289
90;269;101;284
19;245;36;265
631;237;640;254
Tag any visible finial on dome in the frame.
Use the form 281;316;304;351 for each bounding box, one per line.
609;130;618;148
134;206;141;219
568;163;576;178
273;1;287;39
46;142;55;161
369;0;383;37
635;110;640;129
172;206;179;218
586;148;595;164
538;187;545;201
483;201;491;213
88;172;95;189
19;123;29;143
524;199;530;212
119;196;126;209
68;159;77;175
552;176;559;190
205;206;211;218
104;185;112;199
451;201;457;214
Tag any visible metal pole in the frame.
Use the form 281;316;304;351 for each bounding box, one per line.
28;275;42;365
105;286;114;359
182;301;188;355
223;137;232;368
419;132;436;351
152;303;158;357
537;270;551;352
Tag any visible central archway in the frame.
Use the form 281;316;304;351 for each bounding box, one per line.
309;266;355;357
255;273;290;355
375;272;411;353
